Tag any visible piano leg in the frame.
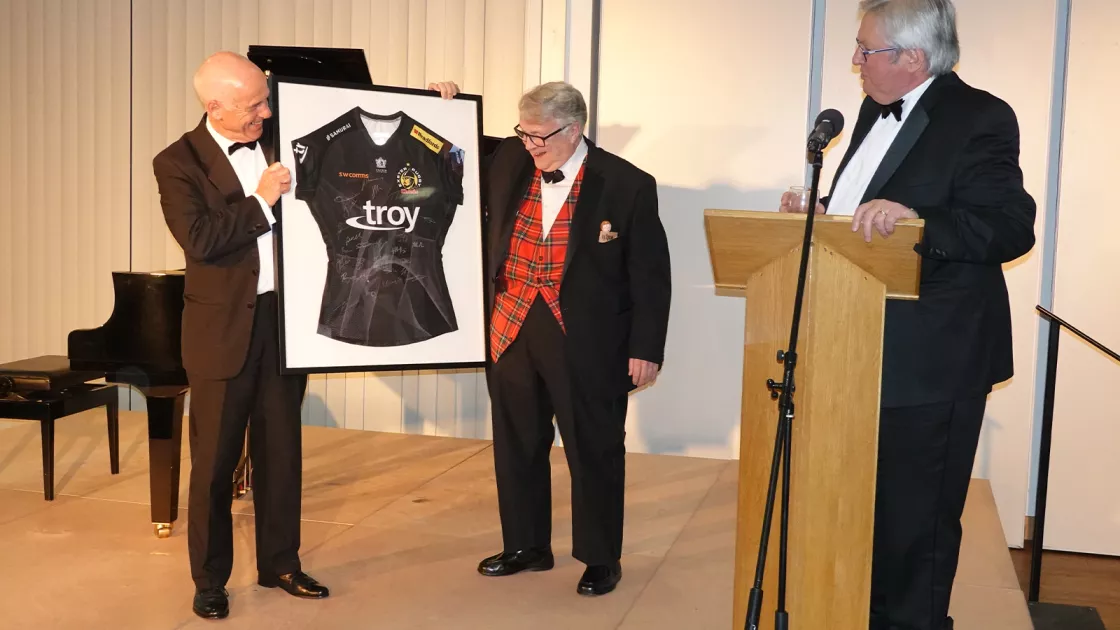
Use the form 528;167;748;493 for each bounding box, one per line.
233;439;252;499
143;387;187;539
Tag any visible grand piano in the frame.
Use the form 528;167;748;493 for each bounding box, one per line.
68;270;188;538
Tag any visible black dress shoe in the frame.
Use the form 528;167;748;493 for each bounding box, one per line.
477;547;555;577
258;571;330;599
193;587;229;619
577;562;622;596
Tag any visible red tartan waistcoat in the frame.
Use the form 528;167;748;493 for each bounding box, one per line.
489;167;584;362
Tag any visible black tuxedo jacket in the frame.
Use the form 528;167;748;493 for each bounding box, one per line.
484;137;672;397
824;72;1036;407
153;116;275;380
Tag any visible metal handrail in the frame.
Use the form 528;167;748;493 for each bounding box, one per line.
1036;306;1120;363
1029;305;1119;604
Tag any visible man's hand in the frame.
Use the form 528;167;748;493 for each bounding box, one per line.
427;81;460;99
778;190;825;214
256;162;291;206
629;358;659;388
851;199;919;243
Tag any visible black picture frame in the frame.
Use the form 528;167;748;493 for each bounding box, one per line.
271;74;487;375
248;45;374;85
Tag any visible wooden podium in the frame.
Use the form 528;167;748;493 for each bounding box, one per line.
703;209;924;629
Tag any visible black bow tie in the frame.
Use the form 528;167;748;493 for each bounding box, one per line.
228;140;258;155
879;99;904;121
541;170;565;184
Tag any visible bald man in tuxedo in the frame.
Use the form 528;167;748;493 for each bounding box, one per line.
154;50;459;620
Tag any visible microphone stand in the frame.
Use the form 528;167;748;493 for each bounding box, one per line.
744;144;826;630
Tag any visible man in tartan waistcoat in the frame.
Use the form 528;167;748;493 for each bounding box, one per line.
476;82;671;597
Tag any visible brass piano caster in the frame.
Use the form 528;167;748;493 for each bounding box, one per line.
154;523;173;539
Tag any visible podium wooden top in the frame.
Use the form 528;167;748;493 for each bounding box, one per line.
704;209;924;299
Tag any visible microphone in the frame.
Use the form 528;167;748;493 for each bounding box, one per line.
806;108;845;152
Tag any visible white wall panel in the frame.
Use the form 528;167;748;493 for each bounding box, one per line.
1043;0;1120;556
597;0;814;458
562;0;594;104
953;0;1054;550
540;0;567;83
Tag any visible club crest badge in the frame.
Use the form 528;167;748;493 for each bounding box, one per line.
397;164;422;194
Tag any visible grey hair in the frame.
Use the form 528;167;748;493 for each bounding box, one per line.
860;0;959;75
518;82;588;130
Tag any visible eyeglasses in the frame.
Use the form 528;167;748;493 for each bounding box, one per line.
856;39;899;61
514;123;570;147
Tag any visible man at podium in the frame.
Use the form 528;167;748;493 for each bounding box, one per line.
780;1;1036;628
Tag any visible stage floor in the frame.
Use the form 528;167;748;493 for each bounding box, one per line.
0;411;1032;629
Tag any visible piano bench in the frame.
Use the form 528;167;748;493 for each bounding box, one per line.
0;355;120;501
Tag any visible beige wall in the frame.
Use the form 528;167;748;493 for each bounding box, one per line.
0;0;131;365
2;0;1117;555
0;0;536;437
953;0;1056;551
595;0;1062;550
1043;0;1120;556
130;0;528;274
124;0;532;433
596;0;814;460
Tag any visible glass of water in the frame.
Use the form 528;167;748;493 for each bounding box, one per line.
786;186;810;213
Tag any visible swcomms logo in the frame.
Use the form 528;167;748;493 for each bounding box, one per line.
346;201;420;233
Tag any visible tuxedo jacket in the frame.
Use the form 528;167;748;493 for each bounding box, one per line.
153;116;275;380
824;72;1036;408
484;137;672;397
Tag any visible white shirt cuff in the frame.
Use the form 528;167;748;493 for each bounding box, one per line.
252;193;277;225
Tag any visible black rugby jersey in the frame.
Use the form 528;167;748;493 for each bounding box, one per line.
292;108;465;347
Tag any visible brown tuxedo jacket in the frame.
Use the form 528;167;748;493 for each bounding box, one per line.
152;116;274;380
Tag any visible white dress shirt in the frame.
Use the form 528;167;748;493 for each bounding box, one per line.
827;76;935;217
205;118;277;294
540;138;589;238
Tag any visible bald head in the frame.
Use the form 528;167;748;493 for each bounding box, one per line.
194;51;271;143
